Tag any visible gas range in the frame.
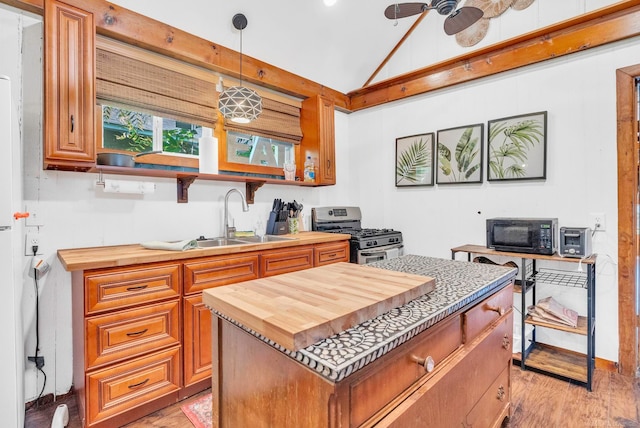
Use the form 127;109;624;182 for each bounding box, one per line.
311;207;404;264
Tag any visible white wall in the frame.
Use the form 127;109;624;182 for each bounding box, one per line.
347;38;634;361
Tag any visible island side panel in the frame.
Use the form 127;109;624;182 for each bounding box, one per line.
211;316;337;428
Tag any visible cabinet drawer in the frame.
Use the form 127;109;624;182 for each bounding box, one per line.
86;346;180;426
463;283;513;342
85;263;180;314
465;365;510;428
183;254;259;294
260;246;314;277
314;241;350;266
376;313;512;428
350;315;462;427
86;300;180;369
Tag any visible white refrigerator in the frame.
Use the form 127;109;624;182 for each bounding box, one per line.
0;75;24;427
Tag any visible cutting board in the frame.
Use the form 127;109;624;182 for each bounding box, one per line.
202;262;436;351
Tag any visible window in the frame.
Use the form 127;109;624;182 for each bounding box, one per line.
102;104;205;156
226;130;294;167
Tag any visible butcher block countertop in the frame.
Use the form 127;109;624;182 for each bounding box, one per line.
206;255;517;381
202;262;436;351
57;231;350;271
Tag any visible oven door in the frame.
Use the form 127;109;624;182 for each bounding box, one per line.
357;243;404;265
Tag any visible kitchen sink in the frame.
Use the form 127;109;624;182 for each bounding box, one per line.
236;235;297;243
196;237;250;247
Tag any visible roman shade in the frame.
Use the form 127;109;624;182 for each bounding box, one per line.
95;37;218;129
224;97;303;144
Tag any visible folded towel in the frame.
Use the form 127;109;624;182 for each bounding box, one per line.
141;239;198;251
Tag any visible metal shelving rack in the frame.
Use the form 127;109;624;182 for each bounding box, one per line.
451;244;596;391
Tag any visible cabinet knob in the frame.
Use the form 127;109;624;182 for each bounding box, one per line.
70;114;74;133
484;303;505;316
412;355;435;373
502;334;511;350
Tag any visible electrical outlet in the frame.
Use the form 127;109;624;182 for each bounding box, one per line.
25;232;43;256
589;213;606;232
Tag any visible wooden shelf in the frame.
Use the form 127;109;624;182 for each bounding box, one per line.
453;243;596;391
525;314;588;335
451;244;596;265
94;165;323;203
513;343;588;383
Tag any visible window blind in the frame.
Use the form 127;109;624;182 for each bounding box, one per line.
223;95;303;144
96;37;218;128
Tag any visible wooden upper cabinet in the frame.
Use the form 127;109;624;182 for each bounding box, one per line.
300;95;336;185
44;0;95;171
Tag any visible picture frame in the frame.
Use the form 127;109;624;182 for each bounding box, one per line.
395;133;435;187
436;123;484;184
487;111;547;181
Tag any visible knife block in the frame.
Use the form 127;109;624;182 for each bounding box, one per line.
266;212;288;235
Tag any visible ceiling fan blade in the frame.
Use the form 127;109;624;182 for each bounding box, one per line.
384;3;429;19
443;6;483;35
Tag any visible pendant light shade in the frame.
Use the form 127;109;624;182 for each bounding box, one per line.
218;85;262;124
219;13;262;124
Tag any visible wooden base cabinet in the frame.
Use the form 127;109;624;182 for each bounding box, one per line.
72;262;182;428
210;284;513;427
68;237;350;427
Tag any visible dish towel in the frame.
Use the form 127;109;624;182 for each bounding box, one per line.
141;239;198;251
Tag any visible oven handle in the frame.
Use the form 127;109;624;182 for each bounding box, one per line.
360;244;404;257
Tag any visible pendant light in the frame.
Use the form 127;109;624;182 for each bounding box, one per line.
218;13;262;124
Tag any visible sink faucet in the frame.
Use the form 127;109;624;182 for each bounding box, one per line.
224;188;249;238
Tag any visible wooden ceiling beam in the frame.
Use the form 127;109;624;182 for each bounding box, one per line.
3;0;640;113
348;0;640;111
1;0;351;111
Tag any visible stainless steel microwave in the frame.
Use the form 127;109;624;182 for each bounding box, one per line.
486;218;558;255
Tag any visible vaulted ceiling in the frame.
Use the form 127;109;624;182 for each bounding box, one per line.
109;0;621;94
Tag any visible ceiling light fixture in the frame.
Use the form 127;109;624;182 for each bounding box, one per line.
324;0;338;6
218;13;262;124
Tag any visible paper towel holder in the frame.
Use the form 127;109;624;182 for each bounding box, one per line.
96;171;156;195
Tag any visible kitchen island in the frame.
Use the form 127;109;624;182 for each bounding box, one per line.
203;254;517;427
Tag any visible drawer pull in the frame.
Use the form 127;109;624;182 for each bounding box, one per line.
412;355;435;373
128;378;150;389
126;285;148;292
502;334;510;350
126;328;149;337
497;385;506;401
484;303;505;316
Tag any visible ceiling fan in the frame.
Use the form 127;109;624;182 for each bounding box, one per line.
384;1;484;35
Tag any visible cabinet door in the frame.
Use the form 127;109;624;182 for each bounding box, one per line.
183;294;212;388
44;0;95;170
300;95;336;185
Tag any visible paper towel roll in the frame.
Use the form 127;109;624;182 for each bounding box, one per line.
103;179;155;194
199;128;218;174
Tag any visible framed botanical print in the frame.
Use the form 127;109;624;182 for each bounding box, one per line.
436;124;484;184
395;133;435;187
487;111;547;181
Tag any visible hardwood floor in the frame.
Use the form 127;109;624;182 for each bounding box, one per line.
25;366;640;428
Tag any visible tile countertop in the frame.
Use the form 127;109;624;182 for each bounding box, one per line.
210;254;517;382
